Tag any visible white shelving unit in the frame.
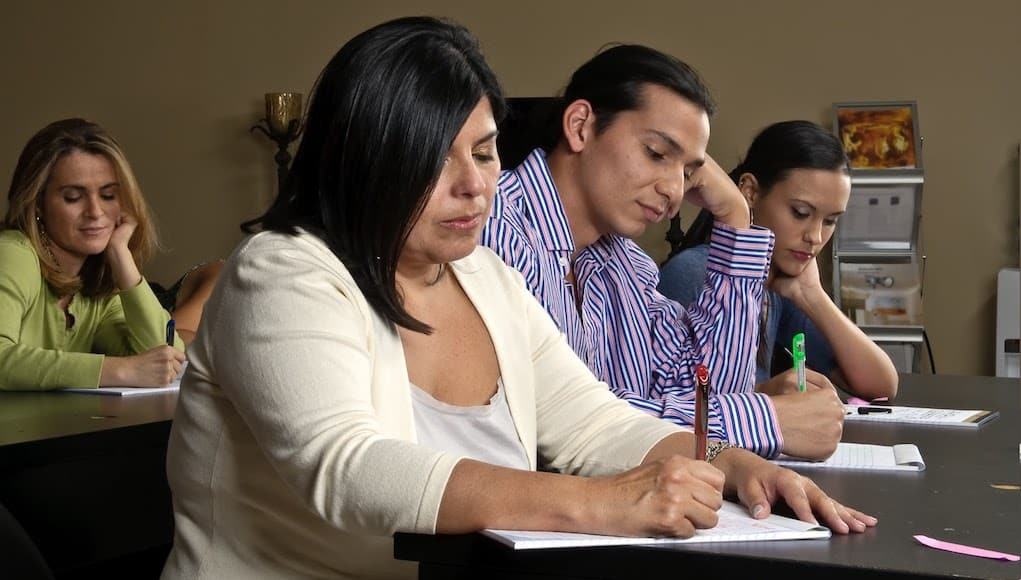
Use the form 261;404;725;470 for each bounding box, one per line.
831;101;927;373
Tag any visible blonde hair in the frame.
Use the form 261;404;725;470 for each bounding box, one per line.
4;118;159;297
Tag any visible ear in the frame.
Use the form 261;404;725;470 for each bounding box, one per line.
736;173;761;208
560;99;595;154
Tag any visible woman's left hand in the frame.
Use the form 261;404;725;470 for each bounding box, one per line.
768;256;827;309
714;448;877;534
105;214;143;290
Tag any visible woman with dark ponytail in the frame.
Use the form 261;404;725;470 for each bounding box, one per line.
659;120;898;401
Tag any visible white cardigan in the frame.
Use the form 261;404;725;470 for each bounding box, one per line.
161;230;683;580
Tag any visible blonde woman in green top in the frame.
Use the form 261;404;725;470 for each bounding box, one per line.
0;118;185;390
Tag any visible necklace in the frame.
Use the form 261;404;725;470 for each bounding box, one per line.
39;227;76;329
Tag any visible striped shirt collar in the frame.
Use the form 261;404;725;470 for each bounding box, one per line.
497;148;576;254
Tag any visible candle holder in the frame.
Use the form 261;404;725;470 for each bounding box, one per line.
251;92;303;194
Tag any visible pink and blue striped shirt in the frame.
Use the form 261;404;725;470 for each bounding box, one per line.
480;149;785;457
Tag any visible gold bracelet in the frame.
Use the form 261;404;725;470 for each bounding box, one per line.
705;439;736;463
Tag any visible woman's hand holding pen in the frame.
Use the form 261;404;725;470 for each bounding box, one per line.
585;455;725;539
99;346;185;387
756;367;832;396
712;447;877;534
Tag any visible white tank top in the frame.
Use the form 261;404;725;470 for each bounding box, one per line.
409;378;530;471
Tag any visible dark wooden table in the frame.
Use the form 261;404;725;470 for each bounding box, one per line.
395;373;1021;579
0;391;178;579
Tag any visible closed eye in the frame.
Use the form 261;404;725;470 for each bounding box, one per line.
645;146;666;161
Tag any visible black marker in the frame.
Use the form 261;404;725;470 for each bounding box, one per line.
858;407;892;415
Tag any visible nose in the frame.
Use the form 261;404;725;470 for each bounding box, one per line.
657;167;685;210
450;156;489;199
83;194;104;218
804;219;824;245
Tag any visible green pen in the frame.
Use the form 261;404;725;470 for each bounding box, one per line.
792;332;806;392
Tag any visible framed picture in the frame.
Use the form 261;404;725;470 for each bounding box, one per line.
832;101;921;171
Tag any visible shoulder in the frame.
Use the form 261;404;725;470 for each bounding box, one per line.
0;230;42;276
227;230;360;297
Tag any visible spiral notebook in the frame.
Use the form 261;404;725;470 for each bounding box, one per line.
772;442;925;472
480;501;830;550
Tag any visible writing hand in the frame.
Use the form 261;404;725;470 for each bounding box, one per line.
586;455;724;538
100;345;186;387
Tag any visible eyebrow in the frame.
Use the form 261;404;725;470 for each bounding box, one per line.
473;129;499;147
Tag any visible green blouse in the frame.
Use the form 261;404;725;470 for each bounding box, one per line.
0;230;182;390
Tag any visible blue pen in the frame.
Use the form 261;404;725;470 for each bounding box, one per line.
166;319;176;346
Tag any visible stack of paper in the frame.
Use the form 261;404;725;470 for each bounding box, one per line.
481;501;830;550
844;404;998;428
773;442;925;472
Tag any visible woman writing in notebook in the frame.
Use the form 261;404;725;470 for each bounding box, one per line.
659;120;898;401
160;18;874;580
0;119;185;391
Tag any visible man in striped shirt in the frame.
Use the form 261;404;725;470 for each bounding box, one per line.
480;45;844;460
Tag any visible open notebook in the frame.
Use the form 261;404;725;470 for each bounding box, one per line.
58;362;187;397
772;442;925;472
481;501;830;550
844;404;998;428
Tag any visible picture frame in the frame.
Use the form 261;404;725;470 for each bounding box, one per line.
832;101;922;171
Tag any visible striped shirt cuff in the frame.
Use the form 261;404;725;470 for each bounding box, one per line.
706;223;774;279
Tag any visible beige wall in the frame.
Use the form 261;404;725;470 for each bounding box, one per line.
2;1;1018;376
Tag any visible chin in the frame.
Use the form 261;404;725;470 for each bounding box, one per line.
776;260;807;278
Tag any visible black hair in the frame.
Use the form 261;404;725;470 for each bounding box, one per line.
679;120;850;252
541;44;716;151
241;16;505;333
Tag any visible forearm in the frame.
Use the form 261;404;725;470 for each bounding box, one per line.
437;459;591;534
0;345;103;390
95;280;179;355
625;390;783;458
798;289;898;399
682;224;772;398
105;245;143;291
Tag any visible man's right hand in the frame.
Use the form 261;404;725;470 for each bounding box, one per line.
766;370;845;460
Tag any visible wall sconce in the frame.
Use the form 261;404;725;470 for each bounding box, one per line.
251;92;303;194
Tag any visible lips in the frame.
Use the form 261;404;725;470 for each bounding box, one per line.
441;213;482;231
637;202;666;223
79;226;110;236
789;249;814;261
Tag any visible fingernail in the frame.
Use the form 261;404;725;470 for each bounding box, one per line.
751;504;765;518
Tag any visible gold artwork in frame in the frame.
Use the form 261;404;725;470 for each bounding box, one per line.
833;102;921;170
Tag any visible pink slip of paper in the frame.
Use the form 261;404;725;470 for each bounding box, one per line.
847;396;889;406
913;535;1020;562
